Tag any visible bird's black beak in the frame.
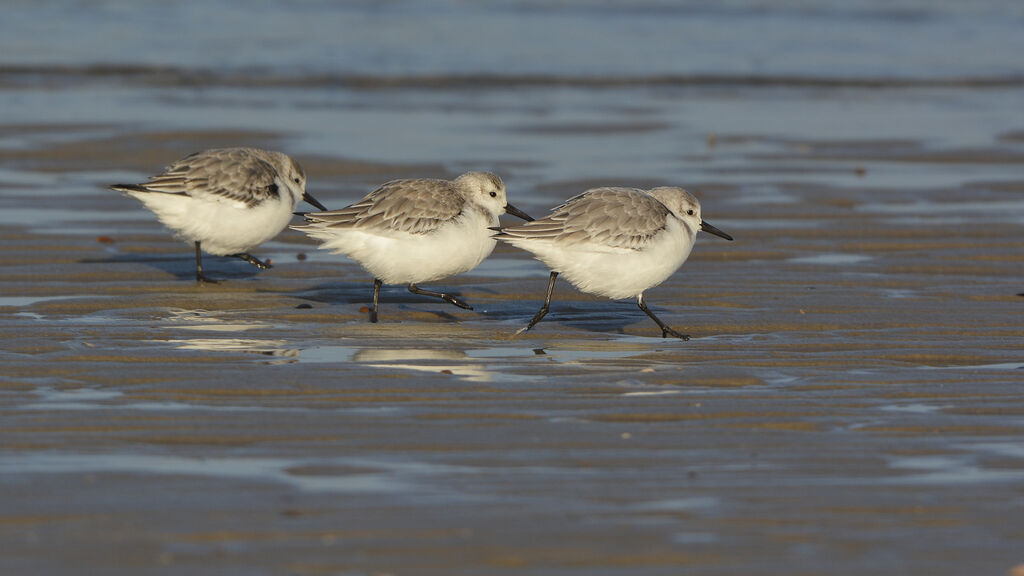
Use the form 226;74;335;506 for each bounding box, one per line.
701;220;733;241
303;192;328;212
505;203;534;222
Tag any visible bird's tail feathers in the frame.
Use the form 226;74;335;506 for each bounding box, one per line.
110;183;188;197
110;183;150;194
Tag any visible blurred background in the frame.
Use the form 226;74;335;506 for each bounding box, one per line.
3;0;1024;201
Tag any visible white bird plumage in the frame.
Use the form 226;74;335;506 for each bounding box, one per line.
495;186;733;339
292;171;533;322
111;147;327;283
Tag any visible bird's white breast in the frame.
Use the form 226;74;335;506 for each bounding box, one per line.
303;207;498;284
129;191;294;256
507;217;695;300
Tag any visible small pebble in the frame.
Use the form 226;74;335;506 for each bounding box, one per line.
297;252;307;261
96;236;115;244
295;303;313;309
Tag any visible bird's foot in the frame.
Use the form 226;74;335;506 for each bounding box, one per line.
443;295;473;310
235;253;272;270
662;327;690;341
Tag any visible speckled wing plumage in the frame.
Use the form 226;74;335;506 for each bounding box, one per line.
123;148;281;208
302;179;466;235
497;187;670;250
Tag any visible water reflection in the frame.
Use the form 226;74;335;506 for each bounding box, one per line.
788;253;872;265
0;295;91;307
16;385;380;414
158;306;677;381
21;386;123;410
167;338;300;360
165;308;272;332
304;346;499;382
160;308;299;362
0;453;476;495
300;339;664;384
886;453;1024;486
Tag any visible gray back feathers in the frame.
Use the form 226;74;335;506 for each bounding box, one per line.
302;179;466;235
497;187;672;250
111;147;291;208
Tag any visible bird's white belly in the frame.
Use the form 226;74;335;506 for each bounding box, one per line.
511;221;694;300
130;192;292;255
307;211;497;285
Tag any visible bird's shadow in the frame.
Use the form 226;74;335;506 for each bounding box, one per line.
297;282;468;322
501;299;645;336
292;283;656;335
79;252;263;282
78;252;673;335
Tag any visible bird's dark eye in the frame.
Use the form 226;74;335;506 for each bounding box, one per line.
294;177;301;184
489;191;497;198
687;209;694;216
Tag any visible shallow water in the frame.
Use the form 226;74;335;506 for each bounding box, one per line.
2;2;1024;575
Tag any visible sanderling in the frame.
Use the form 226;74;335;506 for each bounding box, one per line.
111;147;327;283
494;186;733;339
292;172;532;322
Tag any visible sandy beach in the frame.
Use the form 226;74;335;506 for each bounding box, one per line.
2;2;1024;574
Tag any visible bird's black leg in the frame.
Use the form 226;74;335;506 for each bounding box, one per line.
195;241;218;284
370;278;382;323
516;271;558;335
233;253;272;270
407;284;473;310
637;292;689;340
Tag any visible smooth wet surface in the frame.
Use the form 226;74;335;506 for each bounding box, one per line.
3;2;1024;575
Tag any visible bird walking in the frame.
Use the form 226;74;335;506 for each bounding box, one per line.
292;172;532;322
494;186;732;339
111;147;327;283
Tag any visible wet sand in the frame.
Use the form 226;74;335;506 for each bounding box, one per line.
2;119;1023;575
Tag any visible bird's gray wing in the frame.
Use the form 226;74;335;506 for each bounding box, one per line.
302;179;465;235
132;148;281;208
497;187;669;250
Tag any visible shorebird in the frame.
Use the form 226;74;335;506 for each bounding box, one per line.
495;186;732;339
112;147;326;283
293;172;533;322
